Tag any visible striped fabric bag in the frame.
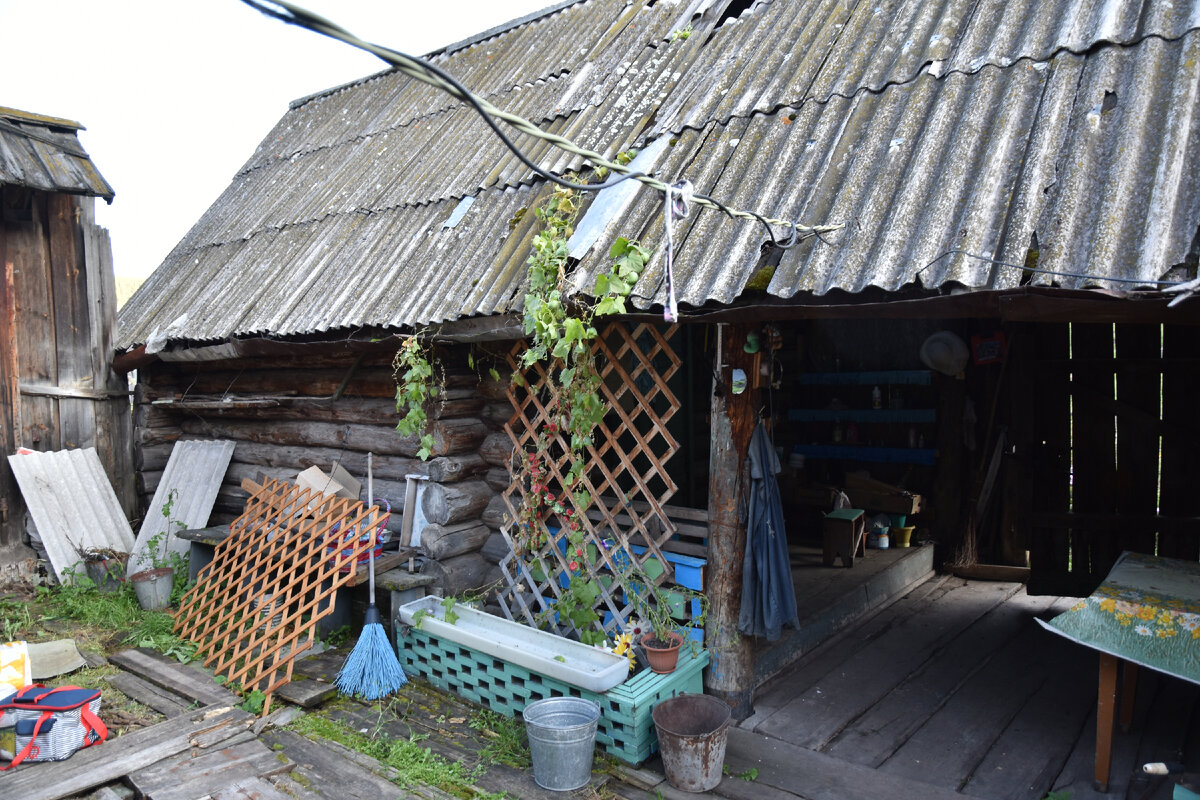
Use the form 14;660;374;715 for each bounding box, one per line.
0;685;107;768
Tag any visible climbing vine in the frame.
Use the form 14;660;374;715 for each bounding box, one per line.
392;335;440;460
512;183;649;644
389;175;650;647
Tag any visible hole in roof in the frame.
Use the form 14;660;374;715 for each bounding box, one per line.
716;0;757;27
1020;232;1039;287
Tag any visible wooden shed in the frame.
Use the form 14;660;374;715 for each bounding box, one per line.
0;106;132;582
116;0;1200;721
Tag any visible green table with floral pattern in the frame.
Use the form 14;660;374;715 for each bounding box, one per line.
1038;551;1200;791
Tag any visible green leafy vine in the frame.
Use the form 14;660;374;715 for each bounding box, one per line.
393;335;440;460
513;182;650;645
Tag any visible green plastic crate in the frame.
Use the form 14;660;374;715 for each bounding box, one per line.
396;622;708;764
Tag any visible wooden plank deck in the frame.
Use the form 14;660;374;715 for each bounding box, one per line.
5;561;1196;800
745;576;1200;800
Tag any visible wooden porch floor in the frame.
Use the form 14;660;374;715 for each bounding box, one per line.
738;571;1200;800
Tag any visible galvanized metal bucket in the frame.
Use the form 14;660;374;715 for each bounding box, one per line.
522;696;600;791
652;693;731;792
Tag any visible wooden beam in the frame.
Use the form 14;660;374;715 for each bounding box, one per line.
704;323;757;718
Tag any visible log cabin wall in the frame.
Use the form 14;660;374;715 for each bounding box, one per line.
132;341;520;597
1;186;133;569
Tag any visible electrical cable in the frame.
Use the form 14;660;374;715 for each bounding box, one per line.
918;248;1184;287
241;0;843;247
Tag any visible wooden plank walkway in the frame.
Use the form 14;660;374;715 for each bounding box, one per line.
5;568;1197;800
746;576;1200;800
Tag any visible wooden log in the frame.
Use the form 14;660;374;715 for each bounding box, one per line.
137;441;173;472
482;565;505;601
214;474;407;534
482;493;512;529
479;431;514;467
224;441;485;483
178;417;487;457
149;350;395;373
146;365;400;398
481;531;511;564
477;373;510;401
420;520;492;560
705;323;757;719
142;393;485;423
137;427;182;447
419;552;492;596
421;480;495;526
485;466;511;492
482;400;513;428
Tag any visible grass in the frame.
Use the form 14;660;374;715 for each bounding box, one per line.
1;571;201;731
469;709;531;770
289;713;509;799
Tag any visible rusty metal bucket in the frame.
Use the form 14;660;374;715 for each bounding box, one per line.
652;693;731;792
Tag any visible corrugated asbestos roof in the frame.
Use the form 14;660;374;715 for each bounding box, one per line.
118;0;1200;350
0;106;114;200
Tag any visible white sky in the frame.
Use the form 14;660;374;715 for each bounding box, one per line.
0;0;554;277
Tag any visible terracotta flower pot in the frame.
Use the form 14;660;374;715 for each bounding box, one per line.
641;631;684;674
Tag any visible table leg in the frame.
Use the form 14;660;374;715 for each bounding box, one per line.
1095;652;1120;792
1119;660;1138;733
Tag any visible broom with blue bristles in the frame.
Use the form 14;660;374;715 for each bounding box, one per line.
335;452;407;699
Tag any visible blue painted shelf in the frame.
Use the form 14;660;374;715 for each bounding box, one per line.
787;408;936;423
797;370;932;386
793;444;937;466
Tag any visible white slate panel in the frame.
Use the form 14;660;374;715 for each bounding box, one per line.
7;448;135;584
130;440;235;573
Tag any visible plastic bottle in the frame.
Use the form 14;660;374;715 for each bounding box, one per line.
832;420;843;443
872;385;882;409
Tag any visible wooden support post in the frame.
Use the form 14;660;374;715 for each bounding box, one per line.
1119;660;1138;732
704;323;758;720
1095;652;1119;792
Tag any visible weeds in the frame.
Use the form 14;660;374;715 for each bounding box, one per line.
126;610;196;663
0;599;32;641
36;576;145;630
289;714;506;798
469;709;531;769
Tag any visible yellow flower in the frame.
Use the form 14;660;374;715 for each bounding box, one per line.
1137;606;1157;621
1099;598;1117;613
613;633;636;671
1157;628;1177;638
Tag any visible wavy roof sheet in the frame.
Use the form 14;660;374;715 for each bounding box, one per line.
0;107;114;200
118;0;1200;350
652;0;1200;134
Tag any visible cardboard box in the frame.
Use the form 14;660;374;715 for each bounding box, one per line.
295;463;361;501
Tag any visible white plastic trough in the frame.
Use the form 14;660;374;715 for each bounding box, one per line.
397;596;629;693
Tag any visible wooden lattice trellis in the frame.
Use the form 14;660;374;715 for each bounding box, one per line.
497;321;685;640
174;477;385;715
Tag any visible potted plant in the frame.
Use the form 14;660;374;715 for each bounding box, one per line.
625;562;708;674
129;490;185;610
80;547;128;593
